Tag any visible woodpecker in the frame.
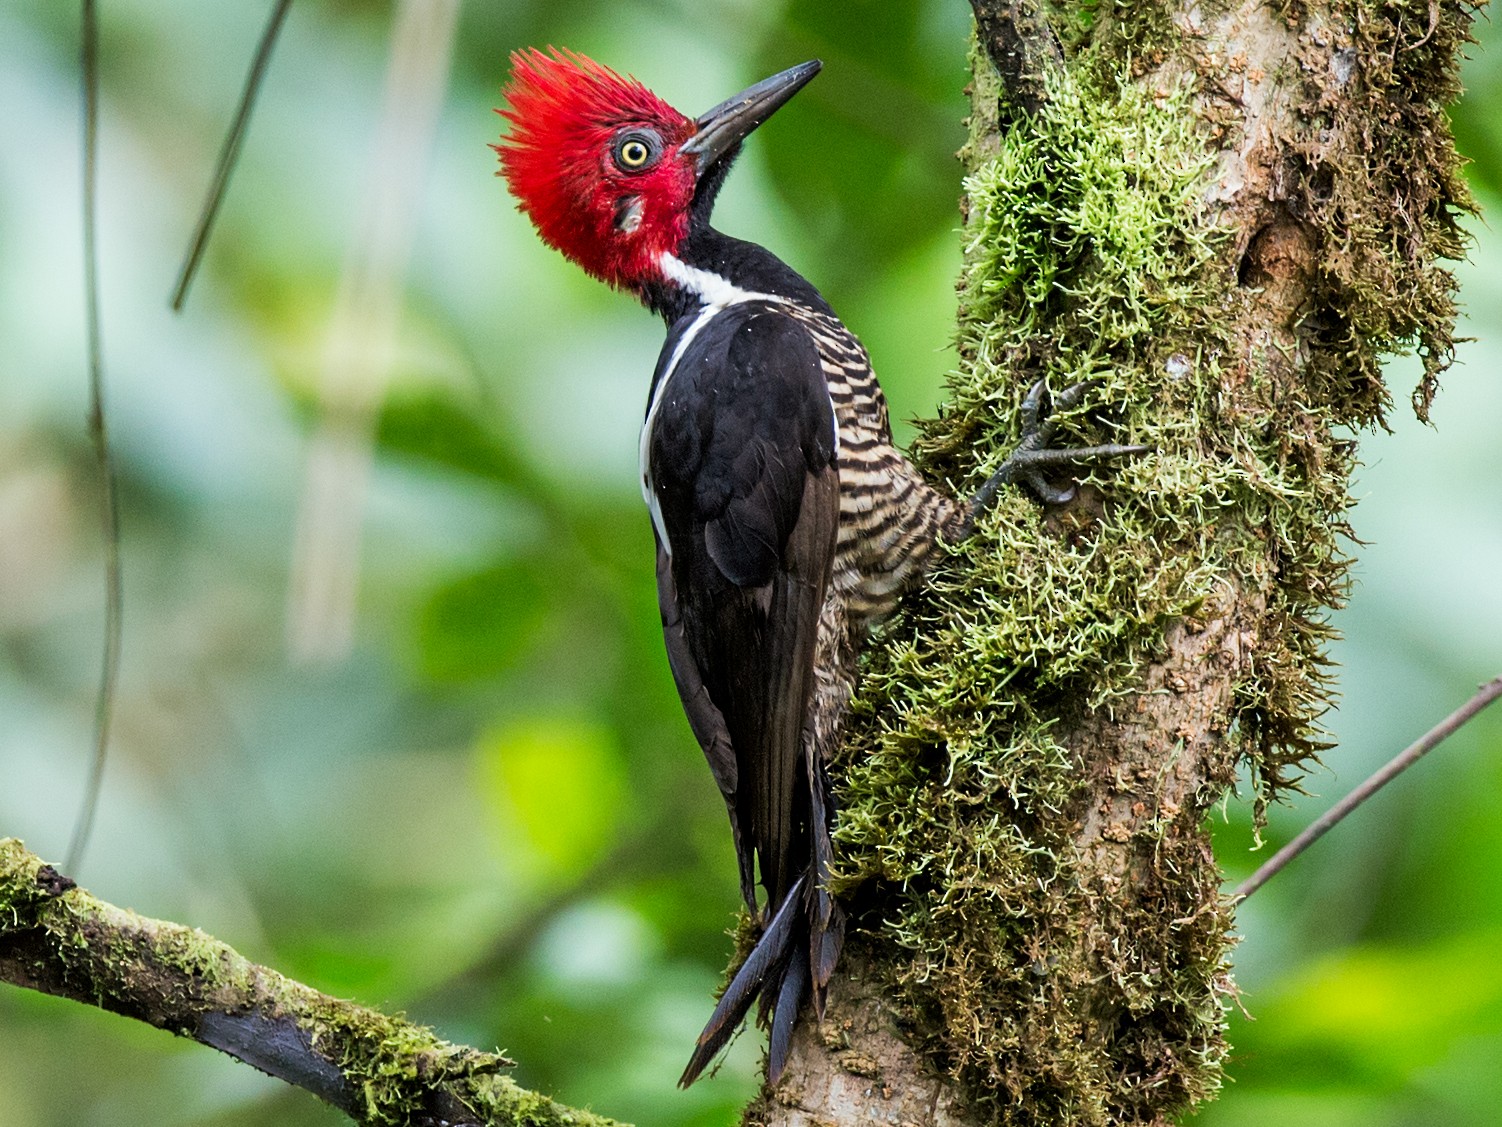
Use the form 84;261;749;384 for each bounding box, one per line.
495;49;1143;1086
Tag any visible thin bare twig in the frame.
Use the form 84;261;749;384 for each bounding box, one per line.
66;0;123;876
170;0;295;311
1233;675;1502;901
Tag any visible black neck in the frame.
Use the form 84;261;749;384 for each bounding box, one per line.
639;227;833;325
637;148;832;323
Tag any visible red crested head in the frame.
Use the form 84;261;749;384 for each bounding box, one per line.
496;48;697;290
496;50;822;295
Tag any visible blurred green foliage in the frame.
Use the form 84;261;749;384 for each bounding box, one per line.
0;2;1498;1125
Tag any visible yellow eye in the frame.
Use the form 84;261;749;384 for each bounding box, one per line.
613;131;660;172
619;139;650;168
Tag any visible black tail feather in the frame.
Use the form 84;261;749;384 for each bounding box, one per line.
806;753;844;1018
679;875;806;1087
681;745;852;1085
812;896;844;1016
767;944;809;1084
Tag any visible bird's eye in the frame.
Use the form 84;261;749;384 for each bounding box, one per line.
612;131;661;173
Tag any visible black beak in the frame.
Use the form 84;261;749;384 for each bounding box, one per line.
679;60;821;177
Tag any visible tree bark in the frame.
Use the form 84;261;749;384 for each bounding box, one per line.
752;0;1472;1124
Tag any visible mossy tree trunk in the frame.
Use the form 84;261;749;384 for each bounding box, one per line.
754;1;1473;1124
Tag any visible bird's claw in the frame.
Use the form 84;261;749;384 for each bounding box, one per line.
965;379;1147;530
1016;378;1091;456
1023;471;1077;507
1018;377;1048;437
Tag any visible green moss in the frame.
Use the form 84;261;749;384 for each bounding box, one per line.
829;1;1473;1119
1301;0;1475;421
0;838;46;919
837;65;1249;1123
298;1000;621;1126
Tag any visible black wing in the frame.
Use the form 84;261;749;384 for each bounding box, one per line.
647;304;838;915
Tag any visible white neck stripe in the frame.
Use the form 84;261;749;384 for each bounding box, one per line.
642;255;795;551
640;301;716;545
658;252;764;308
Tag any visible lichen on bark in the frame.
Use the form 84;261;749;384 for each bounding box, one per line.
758;0;1478;1123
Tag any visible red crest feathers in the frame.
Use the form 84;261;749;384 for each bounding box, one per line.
498;47;681;145
495;48;697;289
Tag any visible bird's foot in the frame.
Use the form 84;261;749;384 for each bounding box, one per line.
967;379;1148;527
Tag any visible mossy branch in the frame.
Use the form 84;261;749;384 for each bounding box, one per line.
0;838;626;1127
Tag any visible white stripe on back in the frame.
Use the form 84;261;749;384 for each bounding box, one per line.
640;253;840;553
640;255;780;549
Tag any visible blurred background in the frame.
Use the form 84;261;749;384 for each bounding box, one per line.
0;1;1498;1124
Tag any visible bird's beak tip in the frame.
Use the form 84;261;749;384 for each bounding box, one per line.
681;60;822;174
